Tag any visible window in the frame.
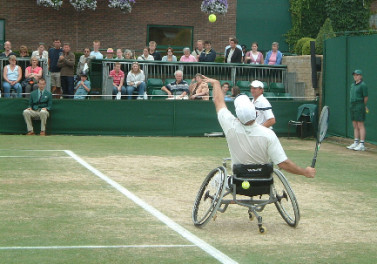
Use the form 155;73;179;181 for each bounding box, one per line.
0;20;4;50
147;25;193;53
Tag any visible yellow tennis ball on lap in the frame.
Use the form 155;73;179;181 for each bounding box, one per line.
209;14;216;23
242;181;250;189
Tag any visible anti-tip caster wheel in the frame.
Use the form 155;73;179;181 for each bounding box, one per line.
259;226;267;234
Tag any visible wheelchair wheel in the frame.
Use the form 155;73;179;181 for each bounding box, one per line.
272;169;300;227
192;166;226;227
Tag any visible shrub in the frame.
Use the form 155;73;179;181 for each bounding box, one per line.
315;18;336;54
295;37;315;54
302;38;315;55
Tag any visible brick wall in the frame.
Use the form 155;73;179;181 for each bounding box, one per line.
0;0;237;54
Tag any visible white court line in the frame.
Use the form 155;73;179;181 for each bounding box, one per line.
0;245;196;250
64;150;238;264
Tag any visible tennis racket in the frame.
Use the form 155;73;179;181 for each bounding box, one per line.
311;106;330;168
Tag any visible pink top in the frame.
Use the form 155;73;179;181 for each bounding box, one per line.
26;66;42;75
180;55;197;62
246;51;263;64
268;52;277;65
109;69;125;86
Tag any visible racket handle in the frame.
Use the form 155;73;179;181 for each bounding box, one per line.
311;158;316;168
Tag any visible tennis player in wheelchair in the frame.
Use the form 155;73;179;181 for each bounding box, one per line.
192;76;315;233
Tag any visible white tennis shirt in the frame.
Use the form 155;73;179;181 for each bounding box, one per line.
251;94;275;128
217;108;287;165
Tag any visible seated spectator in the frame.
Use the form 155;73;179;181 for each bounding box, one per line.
225;38;242;63
109;62;126;99
124;49;134;59
22;78;52;136
264;42;283;65
231;85;240;98
191;40;204;61
0;41;16;58
19;45;29;57
74;72;91;100
224;36;243;61
161;70;189;99
199;40;216;62
138;47;154;61
162;47;177;62
90;40;103;59
222;82;232;101
149;41;162;61
245;42;264;64
76;47;91;77
2;55;22;97
31;43;48;60
180;47;197;62
24;56;43;98
115;48;124;59
106;48;114;59
189;73;209;100
126;62;146;100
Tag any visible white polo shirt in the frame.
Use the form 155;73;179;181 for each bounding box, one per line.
217;108;287;166
251;94;275;128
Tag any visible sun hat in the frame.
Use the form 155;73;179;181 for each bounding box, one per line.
250;80;264;89
352;69;362;75
234;94;256;125
107;48;114;53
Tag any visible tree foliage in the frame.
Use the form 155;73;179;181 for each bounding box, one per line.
315;18;336;54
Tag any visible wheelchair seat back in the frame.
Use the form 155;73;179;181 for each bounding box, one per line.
232;163;274;197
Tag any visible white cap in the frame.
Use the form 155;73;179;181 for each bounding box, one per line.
250;80;264;89
234;94;256;125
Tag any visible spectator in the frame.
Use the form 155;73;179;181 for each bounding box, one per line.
115;48;124;59
225;38;242;63
109;62;126;99
2;55;22;97
264;42;283;65
231;85;240;97
224;36;243;60
161;70;189;99
347;70;368;151
149;41;162;61
241;44;247;63
76;47;91;77
199;40;216;62
250;80;276;128
189;73;209;100
48;38;63;98
180;47;197;62
23;78;52;136
124;49;134;60
24;56;43;98
245;42;264;65
222;82;232;101
0;41;16;57
57;42;75;98
19;45;29;57
126;62;146;100
138;47;154;61
191;40;204;61
162;47;177;62
106;48;114;59
74;72;91;100
32;43;48;60
90;40;103;59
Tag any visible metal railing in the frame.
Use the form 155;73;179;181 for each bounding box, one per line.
100;60;288;99
0;57;51;94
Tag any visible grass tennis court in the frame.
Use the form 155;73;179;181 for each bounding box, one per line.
0;135;376;264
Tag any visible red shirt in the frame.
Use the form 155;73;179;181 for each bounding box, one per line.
109;69;125;86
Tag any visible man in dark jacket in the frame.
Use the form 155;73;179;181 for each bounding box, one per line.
225;38;242;63
199;41;216;62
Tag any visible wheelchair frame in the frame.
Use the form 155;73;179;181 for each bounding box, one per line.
192;158;300;234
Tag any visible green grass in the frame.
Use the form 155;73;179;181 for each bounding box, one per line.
0;135;376;264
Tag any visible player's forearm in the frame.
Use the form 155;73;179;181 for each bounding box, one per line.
263;118;276;128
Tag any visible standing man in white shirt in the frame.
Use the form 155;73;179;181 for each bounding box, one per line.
250;80;276;128
203;75;315;178
90;40;103;59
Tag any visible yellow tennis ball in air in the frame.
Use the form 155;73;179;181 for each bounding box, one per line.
209;14;217;23
242;181;250;189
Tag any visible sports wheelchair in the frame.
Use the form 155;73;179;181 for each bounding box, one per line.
192;158;300;233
